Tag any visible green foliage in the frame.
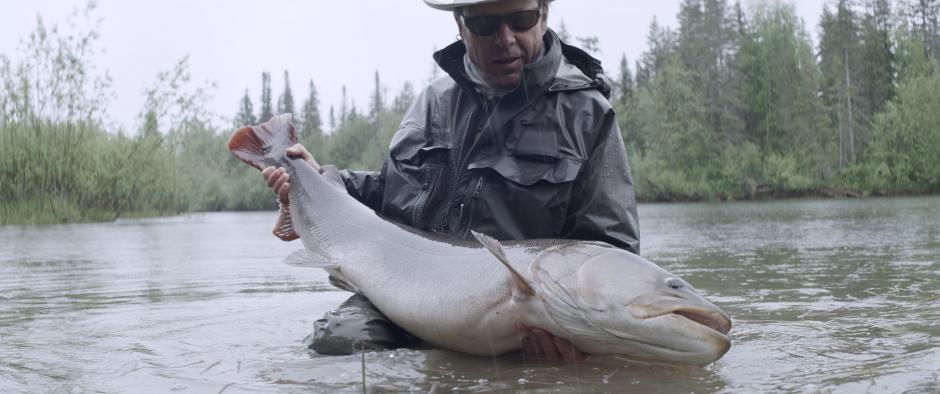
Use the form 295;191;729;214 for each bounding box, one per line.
6;0;940;225
861;60;940;190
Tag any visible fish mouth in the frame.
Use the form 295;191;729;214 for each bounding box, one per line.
672;309;731;336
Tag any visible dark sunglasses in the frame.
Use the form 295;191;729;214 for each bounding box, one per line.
460;9;542;36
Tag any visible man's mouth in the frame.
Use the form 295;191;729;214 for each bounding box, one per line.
494;56;522;66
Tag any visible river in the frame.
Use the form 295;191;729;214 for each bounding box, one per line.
1;197;938;393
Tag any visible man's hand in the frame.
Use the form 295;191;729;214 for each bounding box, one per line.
521;328;587;361
261;144;345;241
262;144;319;205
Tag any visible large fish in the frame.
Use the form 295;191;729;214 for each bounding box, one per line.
228;114;732;365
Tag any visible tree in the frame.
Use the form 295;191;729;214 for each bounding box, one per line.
339;85;349;126
820;0;864;167
904;0;940;58
277;70;295;117
858;0;896;122
369;70;384;122
392;81;416;113
616;54;635;106
677;0;746;146
258;71;273;122
636;17;678;89
235;89;256;127
866;60;940;189
329;105;336;132
739;1;832;179
299;79;324;159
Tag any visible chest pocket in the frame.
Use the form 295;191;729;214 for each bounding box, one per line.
469;122;584;186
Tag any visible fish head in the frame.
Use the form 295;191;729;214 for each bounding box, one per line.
531;244;731;365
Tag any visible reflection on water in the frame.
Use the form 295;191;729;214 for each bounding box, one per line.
1;197;939;392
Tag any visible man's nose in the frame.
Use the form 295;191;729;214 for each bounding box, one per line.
494;22;516;48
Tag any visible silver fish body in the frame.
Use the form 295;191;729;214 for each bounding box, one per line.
230;114;732;365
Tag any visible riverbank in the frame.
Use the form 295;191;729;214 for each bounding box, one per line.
4;189;937;226
636;186;940;203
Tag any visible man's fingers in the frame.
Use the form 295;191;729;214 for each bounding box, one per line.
277;182;290;204
522;335;543;358
532;328;560;359
262;166;276;180
266;168;284;188
273;172;289;191
553;336;587;361
286;144;320;170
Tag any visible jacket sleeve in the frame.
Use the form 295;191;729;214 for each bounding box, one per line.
339;163;386;213
561;107;641;254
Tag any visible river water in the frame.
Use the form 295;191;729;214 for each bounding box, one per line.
1;197;938;393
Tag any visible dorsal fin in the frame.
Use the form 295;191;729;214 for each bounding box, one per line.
471;230;535;297
227;113;297;170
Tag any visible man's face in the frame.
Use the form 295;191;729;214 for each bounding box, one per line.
456;0;548;91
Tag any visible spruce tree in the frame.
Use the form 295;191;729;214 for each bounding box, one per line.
258;72;273;122
299;79;323;158
392;81;416;113
235;89;256;126
369;70;384;122
617;54;635;106
277;70;295;117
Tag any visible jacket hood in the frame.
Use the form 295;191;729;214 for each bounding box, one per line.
433;29;610;100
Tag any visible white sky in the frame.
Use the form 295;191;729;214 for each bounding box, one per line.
0;0;826;132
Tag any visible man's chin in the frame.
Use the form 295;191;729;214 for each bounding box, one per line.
491;74;521;92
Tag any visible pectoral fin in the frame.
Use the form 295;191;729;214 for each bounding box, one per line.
471;230;535;297
283;249;339;269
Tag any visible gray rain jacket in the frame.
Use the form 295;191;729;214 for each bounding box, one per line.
340;30;640;253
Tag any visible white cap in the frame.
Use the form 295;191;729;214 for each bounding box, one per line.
423;0;553;12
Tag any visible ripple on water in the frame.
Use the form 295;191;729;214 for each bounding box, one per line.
1;201;939;392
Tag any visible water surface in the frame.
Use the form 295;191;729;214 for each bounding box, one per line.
1;197;938;392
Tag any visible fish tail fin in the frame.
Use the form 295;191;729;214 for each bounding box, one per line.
227;113;297;170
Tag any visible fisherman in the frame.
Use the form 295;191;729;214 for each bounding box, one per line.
261;0;639;360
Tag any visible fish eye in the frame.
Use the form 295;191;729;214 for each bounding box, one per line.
665;278;685;290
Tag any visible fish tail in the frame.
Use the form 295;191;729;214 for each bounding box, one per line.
227;113;297;170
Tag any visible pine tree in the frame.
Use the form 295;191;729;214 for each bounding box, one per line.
340;85;348;126
392;81;416;113
616;54;635;106
905;0;940;58
369;70;384;122
859;0;896;121
235;89;256;126
329;105;336;132
258;71;273;122
820;0;864;167
300;79;322;136
299;79;324;158
277;70;295;117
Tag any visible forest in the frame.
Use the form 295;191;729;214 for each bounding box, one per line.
2;0;939;224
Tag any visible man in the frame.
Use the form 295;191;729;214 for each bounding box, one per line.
262;0;639;360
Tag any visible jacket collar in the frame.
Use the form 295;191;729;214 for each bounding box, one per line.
433;29;609;100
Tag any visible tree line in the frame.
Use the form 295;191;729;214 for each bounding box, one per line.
616;0;940;200
2;0;939;225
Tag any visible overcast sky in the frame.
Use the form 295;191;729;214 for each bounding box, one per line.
0;0;827;132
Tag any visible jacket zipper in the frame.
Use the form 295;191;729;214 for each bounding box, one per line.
460;176;487;238
412;166;433;226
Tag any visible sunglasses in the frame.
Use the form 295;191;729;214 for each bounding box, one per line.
460;9;542;36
